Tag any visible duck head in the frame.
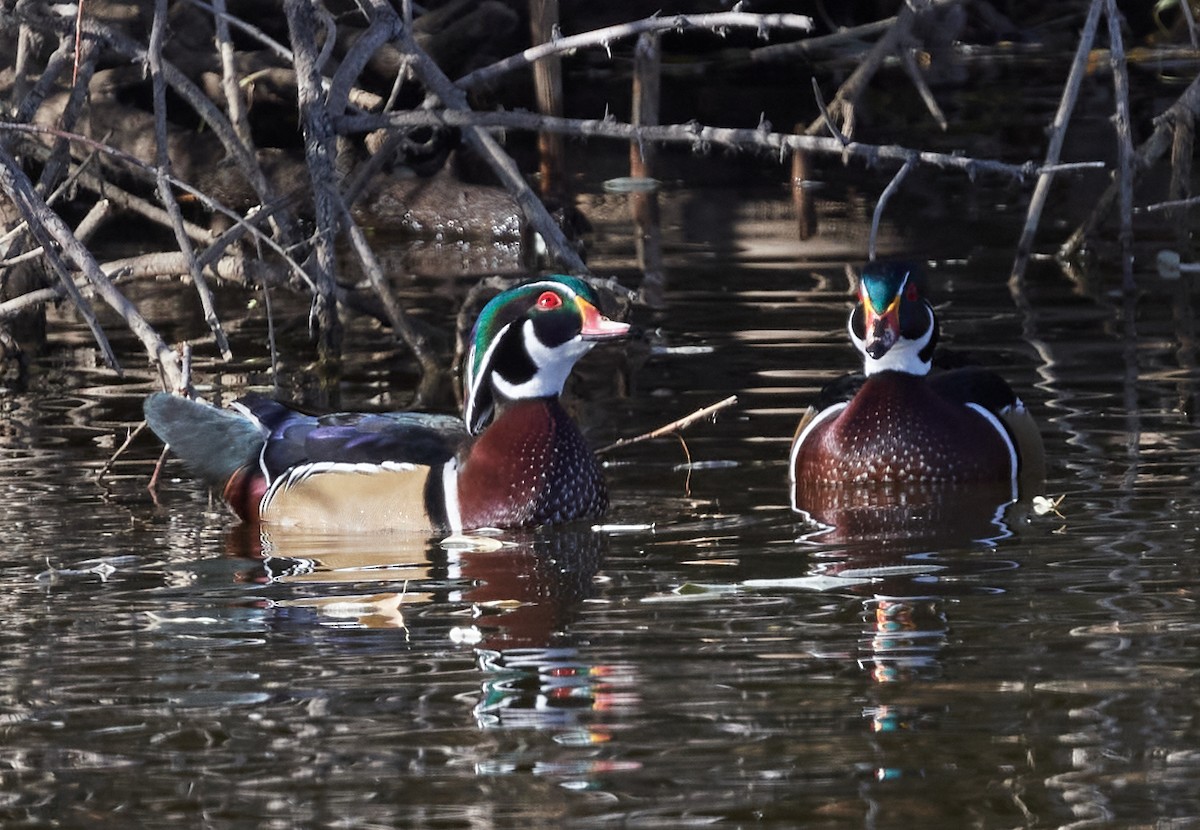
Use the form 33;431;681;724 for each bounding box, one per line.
464;275;629;434
848;261;938;376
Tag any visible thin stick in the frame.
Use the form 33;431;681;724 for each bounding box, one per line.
1010;0;1104;284
675;432;693;497
1140;194;1200;213
1180;0;1199;49
869;158;913;261
811;77;849;145
287;0;346;363
97;421;148;485
150;0;232;360
597;395;737;453
212;0;253;148
1104;0;1135;291
900;47;947;131
456;12;814;91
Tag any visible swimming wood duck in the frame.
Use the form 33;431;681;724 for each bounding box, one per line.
789;261;1044;505
144;275;630;533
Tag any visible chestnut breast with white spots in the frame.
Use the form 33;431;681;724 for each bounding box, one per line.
793;372;1016;485
455;399;608;529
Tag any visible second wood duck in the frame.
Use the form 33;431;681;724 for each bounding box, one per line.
145;275;630;533
789;261;1044;503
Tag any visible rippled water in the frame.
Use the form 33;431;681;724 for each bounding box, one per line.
4;178;1200;829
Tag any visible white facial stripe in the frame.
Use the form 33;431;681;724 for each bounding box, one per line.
465;319;513;427
491;319;593;400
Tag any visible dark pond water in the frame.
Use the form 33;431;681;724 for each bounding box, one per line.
4;168;1200;828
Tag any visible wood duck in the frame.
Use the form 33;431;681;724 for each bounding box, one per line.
144;275;630;533
789;261;1044;506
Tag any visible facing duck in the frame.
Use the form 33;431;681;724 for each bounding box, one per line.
144;275;630;533
789;261;1044;500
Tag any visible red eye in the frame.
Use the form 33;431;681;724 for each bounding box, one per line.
536;291;563;310
905;282;918;302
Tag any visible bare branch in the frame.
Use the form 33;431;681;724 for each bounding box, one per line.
381;0;589;274
598;396;738;454
870;158;914;261
149;0;231;360
456;12;814;91
340;107;1060;181
0;144;182;389
284;0;344;363
1104;0;1135;290
1010;0;1104;284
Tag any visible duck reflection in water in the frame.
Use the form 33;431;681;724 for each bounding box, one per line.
230;525;630;732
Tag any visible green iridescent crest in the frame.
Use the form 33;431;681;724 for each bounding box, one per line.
463;276;598;434
860;261;918;313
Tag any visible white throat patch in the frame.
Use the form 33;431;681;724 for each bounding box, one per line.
491;318;594;400
849;312;934;377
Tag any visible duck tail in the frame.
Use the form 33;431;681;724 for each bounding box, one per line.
143;392;266;486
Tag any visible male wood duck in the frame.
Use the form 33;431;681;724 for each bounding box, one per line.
789;261;1044;506
144;275;630;533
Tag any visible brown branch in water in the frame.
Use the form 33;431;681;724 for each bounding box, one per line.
676;432;693;498
456;12;815;91
598;395;738;454
1010;0;1104;285
284;0;344;365
630;31;665;306
530;0;567;202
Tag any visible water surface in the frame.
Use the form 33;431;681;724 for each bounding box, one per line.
3;173;1200;829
